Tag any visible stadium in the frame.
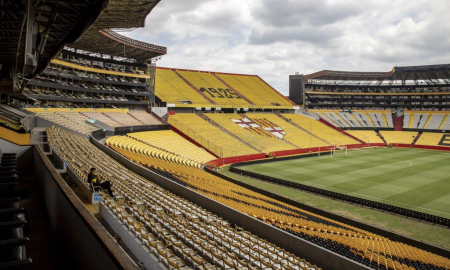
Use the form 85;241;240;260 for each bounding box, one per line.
0;1;449;270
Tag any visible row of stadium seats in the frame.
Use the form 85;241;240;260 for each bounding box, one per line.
379;131;419;145
168;113;259;158
281;114;359;146
106;135;205;169
247;114;327;149
315;111;395;129
316;111;450;131
37;112;98;135
128;110;162;125
81;111;159;127
155;68;294;108
216;74;293;107
105;132;450;270
205;114;293;153
416;132;450;147
121;130;215;165
47;127;317;270
404;113;450;130
345;130;385;144
37;111;162;134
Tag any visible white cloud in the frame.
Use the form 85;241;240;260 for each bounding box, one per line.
125;0;450;95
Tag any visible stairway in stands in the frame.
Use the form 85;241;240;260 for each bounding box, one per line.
198;112;262;153
412;131;423;146
276;114;333;146
376;131;388;145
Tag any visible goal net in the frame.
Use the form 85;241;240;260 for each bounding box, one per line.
331;146;378;156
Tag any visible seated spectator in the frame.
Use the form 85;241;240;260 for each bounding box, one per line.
87;167;114;197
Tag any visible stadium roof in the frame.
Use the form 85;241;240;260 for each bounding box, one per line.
305;64;450;85
70;29;166;62
0;0;107;92
70;0;166;61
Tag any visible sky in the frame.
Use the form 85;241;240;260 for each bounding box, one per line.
125;0;450;95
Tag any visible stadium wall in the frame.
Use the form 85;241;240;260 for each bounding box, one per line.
0;137;33;174
90;135;369;270
33;145;137;270
396;144;450;151
206;153;268;167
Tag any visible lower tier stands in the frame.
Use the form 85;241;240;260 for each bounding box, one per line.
416;132;450;147
106;136;206;169
103;112;143;126
128;111;163;125
345;131;385;144
246;114;328;149
379;131;419;145
107;130;216;167
81;112;124;127
103;128;450;270
47;127;318;270
168;113;259;158
282;114;359;146
205;114;293;153
36;112;98;135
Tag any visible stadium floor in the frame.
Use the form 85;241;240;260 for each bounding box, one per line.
237;148;450;219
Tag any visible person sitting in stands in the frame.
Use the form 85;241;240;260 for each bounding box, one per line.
87;167;114;197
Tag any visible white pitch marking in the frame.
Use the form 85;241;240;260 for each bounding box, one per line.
350;161;412;173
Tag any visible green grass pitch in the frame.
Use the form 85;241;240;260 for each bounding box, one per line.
237;148;450;219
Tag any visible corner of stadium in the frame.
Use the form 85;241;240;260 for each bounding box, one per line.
1;1;450;270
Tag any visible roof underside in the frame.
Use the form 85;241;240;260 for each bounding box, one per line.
305;64;450;85
70;0;166;61
0;0;107;89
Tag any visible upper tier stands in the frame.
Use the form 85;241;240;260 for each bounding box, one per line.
425;114;446;130
315;111;393;129
205;114;293;153
177;70;250;106
155;68;295;108
368;112;388;128
416;132;450;147
48;127;318;270
379;131;418;145
155;68;212;105
216;74;294;107
314;110;450;131
282;114;359;146
128;130;216;165
102;127;450;270
168;114;258;158
346;130;385;144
